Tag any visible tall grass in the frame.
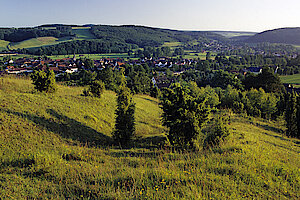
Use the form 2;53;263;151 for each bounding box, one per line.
0;76;299;199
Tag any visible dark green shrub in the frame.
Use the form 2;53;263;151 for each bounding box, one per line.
83;80;105;98
204;116;230;149
30;70;56;93
160;83;210;148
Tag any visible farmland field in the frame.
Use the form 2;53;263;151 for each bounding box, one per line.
72;27;97;39
0;40;9;51
49;53;130;60
9;37;73;49
280;73;300;87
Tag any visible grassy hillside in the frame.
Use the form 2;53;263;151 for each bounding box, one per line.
0;39;9;51
280;73;300;87
9;36;73;49
72;27;97;40
0;77;299;199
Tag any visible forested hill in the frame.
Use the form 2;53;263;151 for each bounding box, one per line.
246;28;300;45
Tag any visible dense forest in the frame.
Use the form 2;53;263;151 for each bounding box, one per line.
246;28;300;45
0;27;73;42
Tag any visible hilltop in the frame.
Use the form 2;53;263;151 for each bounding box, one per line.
246;27;300;45
0;76;299;199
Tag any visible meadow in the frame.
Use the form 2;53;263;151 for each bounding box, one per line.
0;76;299;199
0;40;9;51
9;36;74;50
280;74;300;87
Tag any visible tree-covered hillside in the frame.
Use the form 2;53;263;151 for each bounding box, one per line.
246;28;300;45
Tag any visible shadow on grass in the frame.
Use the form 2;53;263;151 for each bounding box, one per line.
261;132;291;142
257;124;283;134
1;108;112;147
264;141;300;153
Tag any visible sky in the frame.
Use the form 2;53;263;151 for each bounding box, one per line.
1;0;300;32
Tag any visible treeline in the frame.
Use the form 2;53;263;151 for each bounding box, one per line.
21;40;135;55
0;28;73;42
91;25;177;47
90;25;212;48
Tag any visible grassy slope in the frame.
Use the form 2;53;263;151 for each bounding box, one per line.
9;37;73;50
0;77;299;199
72;28;97;40
0;40;9;51
280;74;300;87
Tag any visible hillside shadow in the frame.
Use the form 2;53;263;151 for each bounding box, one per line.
134;135;167;149
1;108;112;147
264;141;299;154
261;132;291;142
257;124;283;134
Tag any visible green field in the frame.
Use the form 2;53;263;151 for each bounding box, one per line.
0;77;299;199
72;27;97;39
162;42;183;48
212;31;256;38
280;74;300;87
9;36;73;50
0;40;9;51
49;53;130;60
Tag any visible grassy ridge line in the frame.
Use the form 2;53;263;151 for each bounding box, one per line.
0;77;299;199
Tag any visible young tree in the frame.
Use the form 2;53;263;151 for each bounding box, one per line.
160;83;210;148
30;69;56;93
113;72;135;147
285;92;298;138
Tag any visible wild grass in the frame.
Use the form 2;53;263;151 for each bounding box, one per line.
0;76;299;199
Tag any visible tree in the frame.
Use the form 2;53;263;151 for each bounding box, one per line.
297;96;300;138
83;80;105;98
113;71;135;147
206;52;211;60
30;69;56;93
285;92;298;138
160;83;210;148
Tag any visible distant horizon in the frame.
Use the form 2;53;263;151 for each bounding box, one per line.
1;0;300;33
3;22;297;33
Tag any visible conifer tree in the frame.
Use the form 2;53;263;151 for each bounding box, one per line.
113;71;135;147
297;96;300;138
285;92;298;137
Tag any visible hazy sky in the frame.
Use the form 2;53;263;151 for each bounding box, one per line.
1;0;299;32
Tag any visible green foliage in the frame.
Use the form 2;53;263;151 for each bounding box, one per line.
285;92;299;138
203;116;231;149
160;83;210;148
0;77;300;199
83;80;105;98
30;70;56;93
113;73;136;147
150;85;160;98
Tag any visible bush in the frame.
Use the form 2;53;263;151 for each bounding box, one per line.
83;80;105;98
203;116;230;149
160;83;210;148
30;70;56;93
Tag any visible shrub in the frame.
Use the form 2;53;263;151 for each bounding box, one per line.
160;83;210;148
30;70;56;93
83;80;105;98
203;116;230;149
